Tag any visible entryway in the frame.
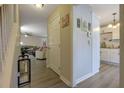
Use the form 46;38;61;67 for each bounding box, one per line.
20;59;68;88
18;4;120;88
18;4;62;88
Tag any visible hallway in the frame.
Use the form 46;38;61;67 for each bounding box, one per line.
21;59;119;88
21;59;68;88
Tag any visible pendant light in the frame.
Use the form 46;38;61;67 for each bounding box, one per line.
107;12;120;29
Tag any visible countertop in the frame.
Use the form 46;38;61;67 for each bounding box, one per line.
101;48;120;49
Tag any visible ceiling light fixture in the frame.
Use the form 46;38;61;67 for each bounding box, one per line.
24;34;28;37
108;13;120;29
20;42;23;45
35;4;45;8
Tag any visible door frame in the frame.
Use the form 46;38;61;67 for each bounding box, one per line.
47;13;61;75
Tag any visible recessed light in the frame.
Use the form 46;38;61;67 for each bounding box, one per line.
20;42;23;45
24;34;28;37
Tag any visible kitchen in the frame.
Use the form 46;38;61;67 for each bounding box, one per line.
100;14;120;64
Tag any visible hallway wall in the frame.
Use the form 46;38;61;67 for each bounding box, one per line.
48;4;100;87
59;5;73;85
72;5;93;85
48;5;73;86
0;7;2;72
120;5;124;88
72;5;100;86
0;63;1;70
20;5;48;38
21;35;47;47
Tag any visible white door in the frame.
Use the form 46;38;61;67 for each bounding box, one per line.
48;14;61;75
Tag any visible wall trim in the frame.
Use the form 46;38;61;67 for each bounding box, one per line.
46;64;50;68
73;70;99;87
101;60;119;66
60;75;72;87
47;64;60;76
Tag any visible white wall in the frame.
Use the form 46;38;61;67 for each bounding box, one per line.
72;5;100;86
48;4;100;87
92;12;100;73
73;5;92;85
21;21;48;37
21;35;47;47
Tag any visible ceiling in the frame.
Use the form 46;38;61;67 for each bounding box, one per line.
20;4;119;36
90;4;119;26
20;4;59;37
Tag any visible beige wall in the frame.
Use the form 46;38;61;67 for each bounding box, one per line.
21;35;47;47
0;7;2;72
59;5;73;84
120;4;124;87
48;5;73;86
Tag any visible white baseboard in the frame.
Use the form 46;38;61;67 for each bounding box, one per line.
47;64;60;76
60;75;72;87
46;64;50;68
101;60;119;66
73;70;99;87
52;67;60;75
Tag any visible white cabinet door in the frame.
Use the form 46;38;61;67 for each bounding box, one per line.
112;26;120;39
100;49;108;61
101;49;120;63
110;49;120;63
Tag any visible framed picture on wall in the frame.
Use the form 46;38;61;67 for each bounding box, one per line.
88;23;91;31
77;18;80;28
81;19;88;32
61;14;70;28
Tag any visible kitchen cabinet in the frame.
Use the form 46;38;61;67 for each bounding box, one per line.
100;48;120;64
112;26;120;40
101;26;113;33
101;26;120;40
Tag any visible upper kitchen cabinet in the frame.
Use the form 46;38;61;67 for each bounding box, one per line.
101;25;120;40
112;26;120;40
101;26;113;34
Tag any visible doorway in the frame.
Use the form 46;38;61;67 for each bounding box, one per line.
18;4;64;88
92;4;120;87
47;11;61;75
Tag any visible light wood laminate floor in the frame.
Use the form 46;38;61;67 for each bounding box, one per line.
21;59;68;88
76;63;119;88
21;60;119;88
